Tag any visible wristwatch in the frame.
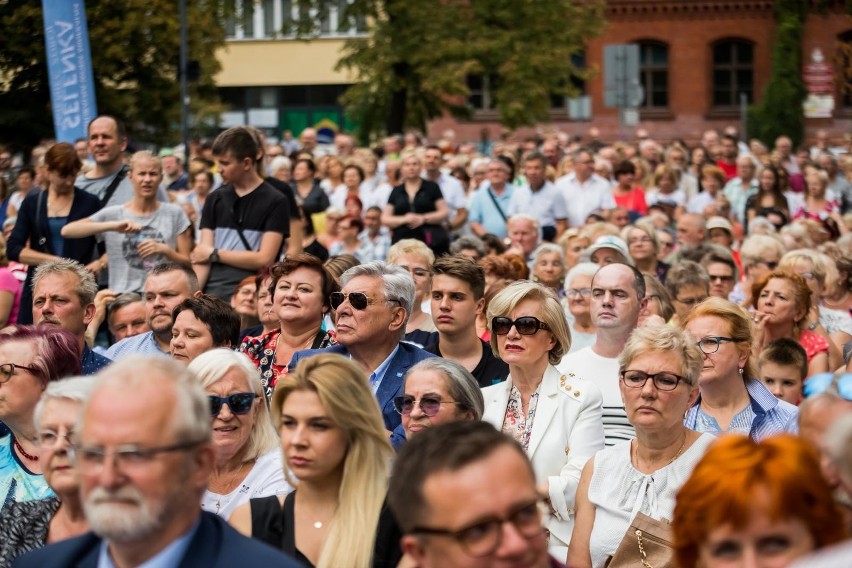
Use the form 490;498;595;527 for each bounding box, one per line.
209;248;219;263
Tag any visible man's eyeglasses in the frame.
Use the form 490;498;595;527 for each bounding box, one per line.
393;395;458;416
695;335;737;355
68;440;203;473
209;393;258;416
620;370;686;391
329;291;400;311
803;373;852;401
411;497;547;557
708;274;734;283
0;363;39;384
491;316;550;336
566;288;591;299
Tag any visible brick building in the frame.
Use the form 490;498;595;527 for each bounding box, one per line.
216;0;852;145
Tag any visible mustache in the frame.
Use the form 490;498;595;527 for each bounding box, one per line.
39;316;61;325
87;486;144;506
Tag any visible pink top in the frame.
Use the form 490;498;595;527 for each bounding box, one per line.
613;186;648;215
0;267;22;325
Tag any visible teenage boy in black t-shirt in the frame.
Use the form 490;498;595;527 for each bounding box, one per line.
423;255;509;387
191;126;290;300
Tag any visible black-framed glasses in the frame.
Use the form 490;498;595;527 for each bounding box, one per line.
620;370;686;391
0;363;40;384
804;373;852;401
329;291;400;310
411;497;546;557
209;393;258;416
68;440;204;473
566;288;591;299
708;274;734;283
695;335;737;355
491;316;550;336
393;395;458;416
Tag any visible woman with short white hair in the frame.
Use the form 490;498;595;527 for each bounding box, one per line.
189;349;291;519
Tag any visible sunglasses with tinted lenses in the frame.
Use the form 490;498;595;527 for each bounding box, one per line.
491;316;550;336
803;373;852;401
393;395;457;416
209;393;258;416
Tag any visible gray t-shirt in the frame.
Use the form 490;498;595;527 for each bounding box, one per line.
90;204;190;293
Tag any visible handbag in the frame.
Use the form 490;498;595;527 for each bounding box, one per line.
606;512;675;568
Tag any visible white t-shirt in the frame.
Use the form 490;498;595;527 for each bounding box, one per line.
557;346;634;446
201;448;292;520
555;173;615;228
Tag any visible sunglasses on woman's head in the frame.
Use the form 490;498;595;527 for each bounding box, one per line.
209;393;258;416
803;373;852;401
491;316;549;336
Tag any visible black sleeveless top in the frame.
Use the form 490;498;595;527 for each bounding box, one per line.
249;491;402;568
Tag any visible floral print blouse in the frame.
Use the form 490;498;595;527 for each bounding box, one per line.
501;383;541;452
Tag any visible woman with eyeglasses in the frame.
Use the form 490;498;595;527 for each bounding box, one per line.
229;353;401;568
0;326;81;513
240;254;339;401
188;349;291;520
569;325;715;568
562;262;598;354
0;377;93;565
780;250;851;371
751;270;831;376
481;281;605;560
622;221;670;284
387;239;436;340
682;297;798;441
396;358;483;441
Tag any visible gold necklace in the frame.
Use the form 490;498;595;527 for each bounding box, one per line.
633;431;687;472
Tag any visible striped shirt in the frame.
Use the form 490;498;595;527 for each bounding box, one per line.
684;378;799;441
557;346;634;446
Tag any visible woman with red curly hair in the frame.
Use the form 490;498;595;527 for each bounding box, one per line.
673;435;844;567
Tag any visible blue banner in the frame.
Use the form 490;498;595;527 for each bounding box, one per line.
42;0;97;143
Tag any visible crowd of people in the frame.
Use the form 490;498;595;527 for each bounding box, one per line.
0;117;851;567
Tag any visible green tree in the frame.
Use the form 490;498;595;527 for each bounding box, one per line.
0;0;229;149
283;0;604;140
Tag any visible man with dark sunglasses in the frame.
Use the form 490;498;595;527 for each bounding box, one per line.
289;261;435;447
389;421;558;568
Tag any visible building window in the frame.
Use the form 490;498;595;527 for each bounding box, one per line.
712;39;754;107
638;42;668;108
226;0;367;40
467;75;498;111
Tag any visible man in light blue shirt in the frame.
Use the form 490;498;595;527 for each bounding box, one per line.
469;158;514;238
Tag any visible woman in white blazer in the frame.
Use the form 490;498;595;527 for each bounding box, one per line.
482;281;605;561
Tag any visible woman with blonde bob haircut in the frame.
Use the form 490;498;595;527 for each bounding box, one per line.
482;280;605;559
230;353;399;568
189;349;290;519
673;435;844;568
569;325;715;568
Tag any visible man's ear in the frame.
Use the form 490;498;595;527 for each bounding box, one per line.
389;306;407;333
192;290;203;298
401;535;428;568
83;303;96;326
474;297;485;316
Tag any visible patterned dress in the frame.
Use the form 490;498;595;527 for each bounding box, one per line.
0;496;59;566
239;328;337;400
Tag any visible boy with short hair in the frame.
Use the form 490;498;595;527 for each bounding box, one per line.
759;338;809;405
190;126;290;300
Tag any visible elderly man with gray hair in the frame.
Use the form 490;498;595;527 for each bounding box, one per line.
289;261;436;447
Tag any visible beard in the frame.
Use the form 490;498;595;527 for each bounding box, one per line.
84;485;170;542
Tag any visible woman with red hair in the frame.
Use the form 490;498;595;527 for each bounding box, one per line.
673;435;844;567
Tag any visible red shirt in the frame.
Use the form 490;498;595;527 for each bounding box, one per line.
717;160;738;181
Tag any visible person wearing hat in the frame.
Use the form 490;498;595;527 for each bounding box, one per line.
706;216;743;275
584;235;634;267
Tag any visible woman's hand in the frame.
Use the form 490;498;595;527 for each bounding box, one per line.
137;240;167;258
113;220;141;233
405;213;424;229
191;243;214;264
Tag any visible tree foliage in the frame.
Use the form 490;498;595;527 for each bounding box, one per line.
284;0;605;140
0;0;229;149
748;0;808;147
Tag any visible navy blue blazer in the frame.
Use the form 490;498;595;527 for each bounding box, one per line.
289;342;436;438
13;511;300;568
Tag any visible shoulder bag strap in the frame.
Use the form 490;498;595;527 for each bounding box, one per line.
100;164;129;208
486;188;508;222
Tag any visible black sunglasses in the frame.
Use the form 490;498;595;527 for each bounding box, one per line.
329;291;400;310
393;395;458;416
209;393;258;416
491;316;550;336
